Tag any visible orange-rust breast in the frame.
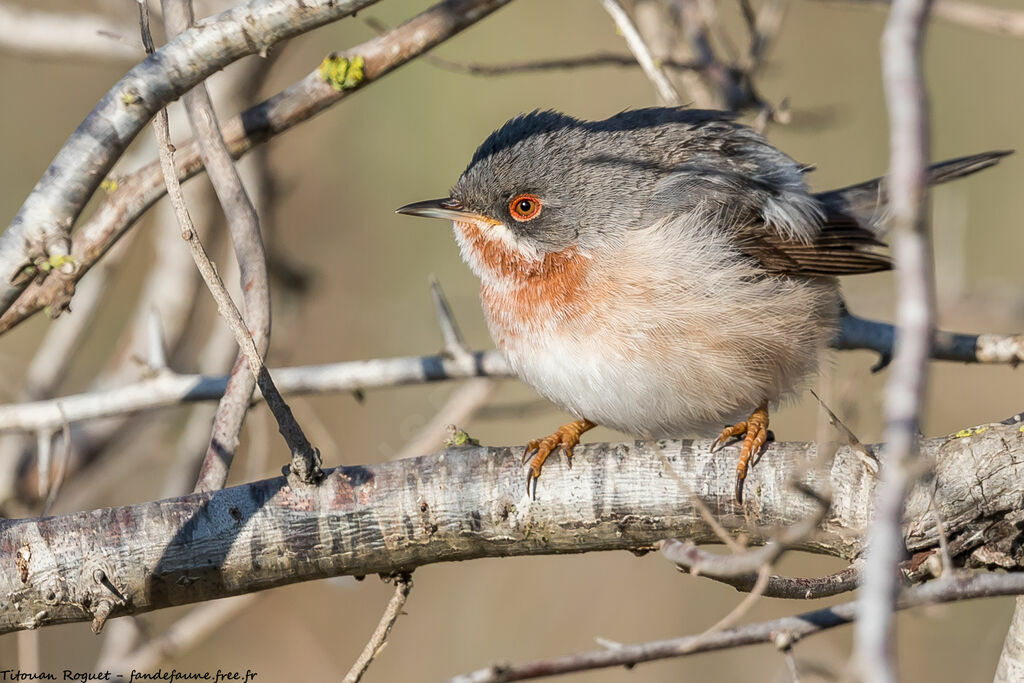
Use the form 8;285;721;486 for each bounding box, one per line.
455;220;593;346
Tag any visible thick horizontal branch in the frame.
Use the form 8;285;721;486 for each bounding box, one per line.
0;350;510;433
2;419;1022;634
0;0;514;334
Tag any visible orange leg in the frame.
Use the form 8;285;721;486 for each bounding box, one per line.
523;419;596;498
711;401;770;503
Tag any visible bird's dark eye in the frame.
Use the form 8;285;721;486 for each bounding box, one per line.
508;194;542;222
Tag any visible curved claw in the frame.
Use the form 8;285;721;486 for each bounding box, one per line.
521;419;595;499
710;404;769;503
712;421;748;453
738;409;770;503
523;437;557;499
524;438;548;464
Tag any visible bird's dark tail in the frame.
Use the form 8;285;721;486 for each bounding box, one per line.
815;150;1013;234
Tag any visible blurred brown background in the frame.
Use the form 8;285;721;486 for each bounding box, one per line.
0;0;1022;680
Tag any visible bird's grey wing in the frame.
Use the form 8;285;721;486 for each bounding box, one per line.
647;126;890;276
646;128;825;244
750;150;1012;276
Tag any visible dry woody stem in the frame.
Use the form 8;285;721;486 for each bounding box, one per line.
141;0;320;490
0;0;515;336
855;0;934;680
448;572;1024;682
2;418;1023;635
343;576;413;683
0;0;382;316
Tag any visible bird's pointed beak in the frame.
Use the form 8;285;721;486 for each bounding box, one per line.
395;198;477;222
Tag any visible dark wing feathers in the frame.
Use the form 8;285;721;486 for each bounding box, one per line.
736;150;1013;277
736;214;891;277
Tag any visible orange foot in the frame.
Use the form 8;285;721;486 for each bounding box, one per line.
523;419;596;498
711;401;770;504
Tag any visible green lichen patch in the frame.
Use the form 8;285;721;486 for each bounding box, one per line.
37;254;76;273
318;54;365;92
444;425;480;448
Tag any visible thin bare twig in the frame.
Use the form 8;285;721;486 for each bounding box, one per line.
154;137;322;489
737;0;787;73
343;576;413;683
855;0;933;680
692;562;861;600
427;52;702;75
83;53;283;518
160;0;319;490
0;278;507;440
697;564;771;635
809;388;877;469
446;572;1024;682
430;277;475;370
40;413;70;516
602;0;682;105
661;485;830;578
0;0;382;317
0;310;1016;445
33;429;53;503
0;350;509;434
0;0;516;337
160;325;238;498
137;1;318;490
163;0;269;492
836;310;1024;371
360;19;704;75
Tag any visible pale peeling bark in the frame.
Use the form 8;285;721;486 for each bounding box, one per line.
1;420;1023;635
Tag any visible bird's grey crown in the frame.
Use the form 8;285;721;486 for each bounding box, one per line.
452;107;825;253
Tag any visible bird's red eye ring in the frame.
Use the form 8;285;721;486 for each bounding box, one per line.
508;194;542;222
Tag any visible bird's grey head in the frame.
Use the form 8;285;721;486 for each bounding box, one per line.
451;110;654;254
397;108;820;267
397;109;726;256
451;109;728;254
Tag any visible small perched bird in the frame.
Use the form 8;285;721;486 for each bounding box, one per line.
397;108;1007;501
